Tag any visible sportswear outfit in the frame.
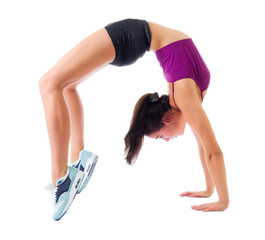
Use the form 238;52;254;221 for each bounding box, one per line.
105;18;210;100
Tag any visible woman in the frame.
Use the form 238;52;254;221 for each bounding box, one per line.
39;19;229;220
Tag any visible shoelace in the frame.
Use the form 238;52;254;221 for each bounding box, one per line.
45;183;56;204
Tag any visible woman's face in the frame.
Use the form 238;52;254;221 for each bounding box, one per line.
148;110;186;142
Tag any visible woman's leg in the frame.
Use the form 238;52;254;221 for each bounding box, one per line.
39;28;115;186
63;84;85;164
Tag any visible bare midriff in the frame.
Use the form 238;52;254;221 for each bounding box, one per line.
147;22;191;52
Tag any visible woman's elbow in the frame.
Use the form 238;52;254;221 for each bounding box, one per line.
207;150;223;162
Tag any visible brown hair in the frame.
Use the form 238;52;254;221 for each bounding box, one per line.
124;92;171;165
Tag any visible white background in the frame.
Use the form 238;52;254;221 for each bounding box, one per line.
0;0;264;239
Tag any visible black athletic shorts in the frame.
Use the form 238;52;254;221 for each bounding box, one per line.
105;19;151;66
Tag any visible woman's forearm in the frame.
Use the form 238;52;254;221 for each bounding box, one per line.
193;129;215;193
198;148;215;193
206;152;229;206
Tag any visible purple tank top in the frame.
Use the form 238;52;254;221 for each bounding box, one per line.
155;38;210;100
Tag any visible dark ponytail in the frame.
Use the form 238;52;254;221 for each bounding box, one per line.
124;92;171;165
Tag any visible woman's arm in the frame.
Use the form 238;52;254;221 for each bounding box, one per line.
180;129;215;197
171;79;229;211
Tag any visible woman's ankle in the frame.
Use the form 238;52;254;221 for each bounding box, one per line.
52;167;68;187
70;147;84;164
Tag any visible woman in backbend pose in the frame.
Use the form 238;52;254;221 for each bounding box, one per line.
39;19;229;220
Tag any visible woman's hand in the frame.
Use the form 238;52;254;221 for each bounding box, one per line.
191;201;229;212
179;190;213;198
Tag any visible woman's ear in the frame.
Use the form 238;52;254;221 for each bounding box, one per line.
162;116;172;125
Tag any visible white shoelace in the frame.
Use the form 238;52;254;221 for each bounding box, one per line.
45;183;56;204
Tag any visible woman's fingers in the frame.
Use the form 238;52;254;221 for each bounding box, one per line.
191;202;227;212
179;191;192;197
180;191;211;198
191;203;209;210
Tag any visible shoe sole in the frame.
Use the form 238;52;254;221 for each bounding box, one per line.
77;154;98;193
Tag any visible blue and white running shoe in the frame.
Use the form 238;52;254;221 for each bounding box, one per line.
46;166;84;221
72;150;98;194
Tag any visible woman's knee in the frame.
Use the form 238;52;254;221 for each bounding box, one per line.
39;72;66;95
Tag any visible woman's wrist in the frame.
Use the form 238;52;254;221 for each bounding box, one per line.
206;188;214;195
206;184;214;195
219;198;229;208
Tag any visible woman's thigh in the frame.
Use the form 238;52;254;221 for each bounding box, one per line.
43;28;115;89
